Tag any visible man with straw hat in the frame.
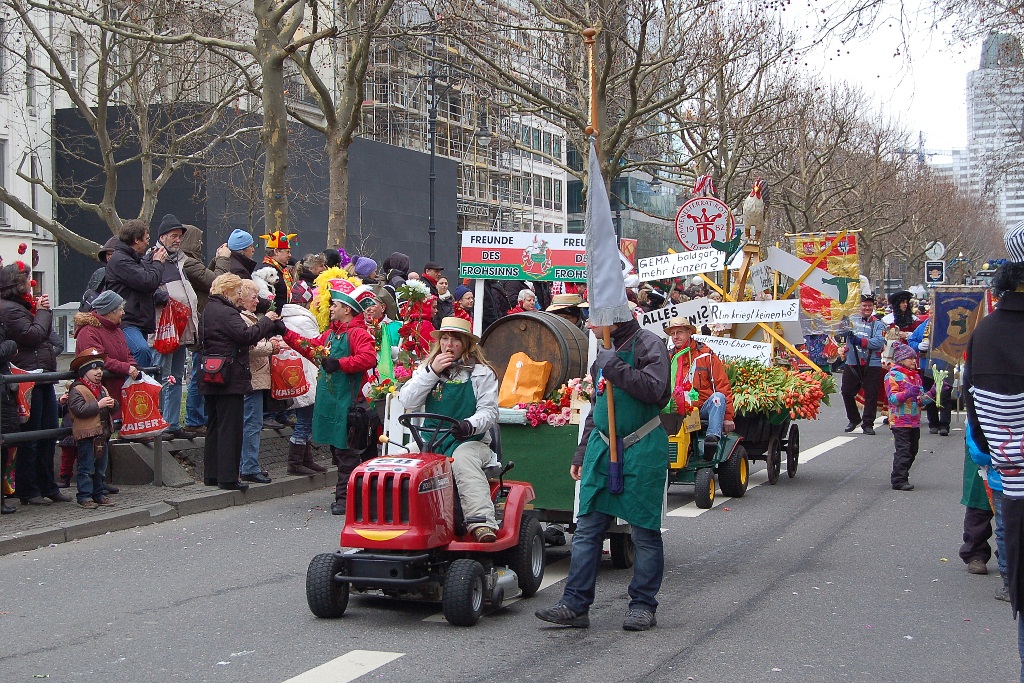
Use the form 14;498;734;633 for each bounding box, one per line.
399;316;501;542
662;316;735;460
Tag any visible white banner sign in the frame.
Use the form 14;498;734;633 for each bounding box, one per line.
765;247;842;301
636;249;730;282
692;335;773;365
707;299;800;324
638;298;715;337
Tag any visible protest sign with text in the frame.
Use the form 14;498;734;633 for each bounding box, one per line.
692;335;773;365
637;248;735;281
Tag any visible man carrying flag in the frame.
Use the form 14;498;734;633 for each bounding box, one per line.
535;138;671;632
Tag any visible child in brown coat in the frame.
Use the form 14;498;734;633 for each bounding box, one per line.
68;348;118;509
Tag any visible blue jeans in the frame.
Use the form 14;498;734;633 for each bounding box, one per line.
290;404;314;445
153;346;186;431
122;325;153;369
1018;616;1024;683
699;391;727;438
241;391;263;476
560;511;664;614
15;383;58;500
75;437;108;503
995;489;1008;577
185;350;206;428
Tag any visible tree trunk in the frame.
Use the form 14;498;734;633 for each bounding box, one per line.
326;127;350;249
254;0;290;236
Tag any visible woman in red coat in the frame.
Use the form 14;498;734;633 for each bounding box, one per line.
73;291;141;421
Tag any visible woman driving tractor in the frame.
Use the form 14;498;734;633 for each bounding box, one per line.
399;316;501;542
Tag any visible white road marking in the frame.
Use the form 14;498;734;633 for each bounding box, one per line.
280;650;404;683
666;435;855;518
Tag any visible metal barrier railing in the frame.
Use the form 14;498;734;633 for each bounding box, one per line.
0;366;166;485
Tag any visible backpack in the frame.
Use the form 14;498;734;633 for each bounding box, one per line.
78;267;107;312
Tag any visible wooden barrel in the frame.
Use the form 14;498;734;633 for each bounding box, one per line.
481;311;589;396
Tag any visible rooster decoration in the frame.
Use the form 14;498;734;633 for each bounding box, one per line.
742;177;766;244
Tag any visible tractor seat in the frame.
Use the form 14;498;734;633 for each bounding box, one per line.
484;424;504;480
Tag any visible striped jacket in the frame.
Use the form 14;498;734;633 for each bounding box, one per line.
964;291;1024;498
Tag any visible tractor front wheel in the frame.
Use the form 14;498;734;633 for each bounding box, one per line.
306;553;349;618
695;468;716;509
443;559;486;626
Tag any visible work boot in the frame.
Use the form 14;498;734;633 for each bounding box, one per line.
287;442;317;476
997;575;1011;602
302;442;328;473
967;558;988;575
703;435;720;461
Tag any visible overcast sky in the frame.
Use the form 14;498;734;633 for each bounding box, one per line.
784;3;979;154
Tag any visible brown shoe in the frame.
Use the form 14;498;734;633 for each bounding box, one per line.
21;496;52;506
47;492;73;503
95;497;117;507
967;559;988;575
302;442;328;473
287;442;317;476
78;500;99;509
471;526;498;543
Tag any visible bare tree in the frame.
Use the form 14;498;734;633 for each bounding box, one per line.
287;0;398;248
0;0;256;256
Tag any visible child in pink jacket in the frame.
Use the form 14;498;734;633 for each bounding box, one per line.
885;343;936;491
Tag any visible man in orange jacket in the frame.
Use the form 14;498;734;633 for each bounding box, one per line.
663;317;735;459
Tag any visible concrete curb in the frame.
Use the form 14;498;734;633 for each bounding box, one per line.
0;473;332;556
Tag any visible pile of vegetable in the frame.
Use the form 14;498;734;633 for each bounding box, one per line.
724;358;836;420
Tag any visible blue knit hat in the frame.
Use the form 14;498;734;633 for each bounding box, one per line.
227;229;254;251
454;285;471;301
353;255;377;279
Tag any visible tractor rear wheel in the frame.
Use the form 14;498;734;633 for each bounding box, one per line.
610;532;635;569
718;445;749;498
501;514;545;597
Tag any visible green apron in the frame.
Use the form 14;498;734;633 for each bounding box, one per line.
313;331;357;450
423;375;484;457
578;337;668;530
376;320;402;380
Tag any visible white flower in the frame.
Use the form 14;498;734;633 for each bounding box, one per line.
398;279;431;302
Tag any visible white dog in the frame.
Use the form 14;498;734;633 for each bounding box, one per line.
251;266;280;302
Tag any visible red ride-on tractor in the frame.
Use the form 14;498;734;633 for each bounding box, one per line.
305;413;546;627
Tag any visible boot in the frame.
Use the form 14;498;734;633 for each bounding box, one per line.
287;442;317;476
997;575;1012;603
302;442;328;473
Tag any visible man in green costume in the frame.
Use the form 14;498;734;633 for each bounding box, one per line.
536;315;671;631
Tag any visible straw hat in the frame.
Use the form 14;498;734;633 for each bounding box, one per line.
546;293;589;312
430;316;480;343
663;317;697;334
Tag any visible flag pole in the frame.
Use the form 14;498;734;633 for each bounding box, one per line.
583;27;622;488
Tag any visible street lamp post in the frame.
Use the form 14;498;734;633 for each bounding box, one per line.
427;30;438;263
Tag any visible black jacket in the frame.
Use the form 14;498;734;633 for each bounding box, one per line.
104;240;165;334
0;322;20;434
482;281;510;330
199;295;282;396
0;296;56;372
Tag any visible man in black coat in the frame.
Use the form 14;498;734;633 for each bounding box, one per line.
104;219;166;367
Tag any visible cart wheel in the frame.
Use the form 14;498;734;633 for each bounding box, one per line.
443;559;486;626
718;445;749;498
787;423;800;478
610;532;635;569
766;437;781;485
695;467;716;508
306;553;349;618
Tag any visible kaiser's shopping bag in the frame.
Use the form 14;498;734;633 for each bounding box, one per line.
270;350;310;399
9;365;36;423
497;352;551;408
119;373;168;440
153;298;191;354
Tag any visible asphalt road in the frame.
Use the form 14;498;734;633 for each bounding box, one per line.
1;401;1018;683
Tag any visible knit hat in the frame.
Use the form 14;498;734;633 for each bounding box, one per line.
90;290;125;315
352;255;377;279
1006;220;1024;262
71;347;106;375
892;343;917;363
157;214;184;237
227;229;254;251
454;285;472;301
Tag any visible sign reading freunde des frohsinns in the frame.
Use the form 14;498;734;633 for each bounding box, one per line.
459;232;587;282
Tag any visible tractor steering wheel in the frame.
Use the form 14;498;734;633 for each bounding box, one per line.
398;413;463;454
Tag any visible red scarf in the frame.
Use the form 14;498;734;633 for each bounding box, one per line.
20;292;37;315
79;378;104;399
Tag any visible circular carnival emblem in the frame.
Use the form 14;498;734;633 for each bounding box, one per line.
674;197;734;251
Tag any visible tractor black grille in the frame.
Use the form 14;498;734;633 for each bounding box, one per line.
353;471;412;525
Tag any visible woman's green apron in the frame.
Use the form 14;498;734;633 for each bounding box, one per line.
313;331;357;449
578;338;668;530
424;374;483;457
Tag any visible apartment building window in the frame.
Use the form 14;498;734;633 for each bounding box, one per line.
0;20;7;94
554;179;562;211
0;139;6;221
25;46;35;109
30;154;41;211
69;33;80;90
543;177;552;209
533;176;542;208
553;137;562;163
542;131;552;157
